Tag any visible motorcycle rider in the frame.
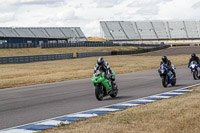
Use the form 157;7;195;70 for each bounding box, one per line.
160;56;176;78
94;57;117;90
188;53;200;68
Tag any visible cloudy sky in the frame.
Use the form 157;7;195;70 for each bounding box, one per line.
0;0;200;37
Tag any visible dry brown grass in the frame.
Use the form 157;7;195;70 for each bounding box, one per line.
40;87;200;133
0;47;141;57
87;37;107;41
0;54;193;89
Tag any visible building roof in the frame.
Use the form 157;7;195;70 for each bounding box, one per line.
0;27;87;41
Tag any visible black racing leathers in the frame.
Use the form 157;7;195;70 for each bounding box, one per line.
188;56;200;67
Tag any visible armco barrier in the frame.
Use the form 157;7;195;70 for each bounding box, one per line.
0;53;73;64
0;45;169;64
170;44;199;47
77;52;111;58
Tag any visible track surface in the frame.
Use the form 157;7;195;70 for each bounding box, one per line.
0;65;199;130
145;46;200;56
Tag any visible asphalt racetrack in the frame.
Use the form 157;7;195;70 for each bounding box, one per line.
0;64;199;130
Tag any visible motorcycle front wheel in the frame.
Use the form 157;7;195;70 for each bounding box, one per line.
95;85;104;101
162;76;168;88
193;70;198;80
171;77;176;86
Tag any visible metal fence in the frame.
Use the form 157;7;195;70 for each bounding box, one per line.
40;42;162;48
0;45;169;64
0;41;162;49
170;44;199;47
0;43;36;48
40;41;116;48
0;53;73;64
77;52;111;58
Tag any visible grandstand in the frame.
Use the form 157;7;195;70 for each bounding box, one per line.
100;21;200;43
0;27;87;45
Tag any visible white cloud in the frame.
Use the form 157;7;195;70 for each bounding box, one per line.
57;10;78;20
0;13;15;22
192;1;200;8
94;0;122;8
0;0;65;6
0;0;200;37
156;0;200;20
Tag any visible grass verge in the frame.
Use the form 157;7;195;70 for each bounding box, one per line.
0;54;193;89
0;47;142;57
87;37;107;41
40;86;200;133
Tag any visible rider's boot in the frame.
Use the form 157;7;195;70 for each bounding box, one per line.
111;81;117;90
172;70;176;79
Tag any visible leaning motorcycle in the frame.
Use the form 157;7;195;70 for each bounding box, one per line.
91;70;118;101
158;64;176;87
189;61;200;80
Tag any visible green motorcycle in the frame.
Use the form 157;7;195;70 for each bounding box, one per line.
91;70;118;101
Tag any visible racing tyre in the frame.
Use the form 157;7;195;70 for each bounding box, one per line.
95;85;104;101
110;85;118;98
162;76;168;88
193;71;198;80
171;77;176;86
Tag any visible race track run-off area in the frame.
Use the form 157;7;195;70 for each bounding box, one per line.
0;64;199;132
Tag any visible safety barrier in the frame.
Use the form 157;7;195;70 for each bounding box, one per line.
169;44;199;47
0;41;162;49
40;42;162;48
77;52;111;58
0;45;169;64
0;43;36;48
40;41;116;48
0;53;73;64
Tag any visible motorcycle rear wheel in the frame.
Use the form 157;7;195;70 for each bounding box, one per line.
95;85;104;101
110;85;118;98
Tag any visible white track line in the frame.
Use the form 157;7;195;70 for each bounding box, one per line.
135;99;155;102
147;95;171;99
67;114;98;118
115;103;139;107
91;107;119;112
35;120;69;126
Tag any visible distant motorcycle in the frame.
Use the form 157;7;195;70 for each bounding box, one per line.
91;70;118;101
158;64;176;87
189;61;200;80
